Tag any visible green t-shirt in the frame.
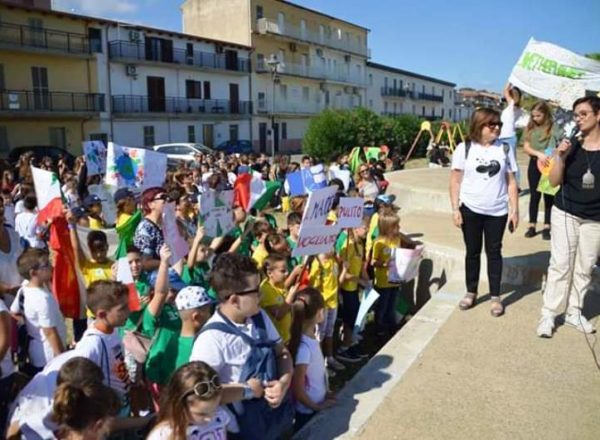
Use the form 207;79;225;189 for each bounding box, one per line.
175;336;195;371
287;236;302;268
527;125;564;153
181;263;218;301
136;273;151;297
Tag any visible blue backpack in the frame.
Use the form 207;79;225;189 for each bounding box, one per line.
199;311;294;440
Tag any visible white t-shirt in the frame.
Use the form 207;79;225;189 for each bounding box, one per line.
147;408;230;440
190;309;282;384
0;226;23;288
75;325;130;406
15;211;45;249
11;286;67;368
451;141;518;216
499;102;523;139
294;335;327;415
0;298;15;379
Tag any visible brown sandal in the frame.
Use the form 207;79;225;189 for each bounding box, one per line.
490;297;504;317
459;293;477;310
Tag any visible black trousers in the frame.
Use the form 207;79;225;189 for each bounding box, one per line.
460;205;507;297
527;157;554;225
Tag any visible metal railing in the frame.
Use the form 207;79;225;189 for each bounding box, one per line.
256;18;368;57
0;21;97;54
381;87;414;98
0;90;105;112
109;41;251;73
417;92;444;103
256;59;366;86
112;95;252;115
256;98;322;115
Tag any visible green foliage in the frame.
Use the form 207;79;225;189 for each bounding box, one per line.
585;53;600;62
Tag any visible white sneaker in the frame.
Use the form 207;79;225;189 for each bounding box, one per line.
564;313;596;334
536;316;555;338
326;356;346;371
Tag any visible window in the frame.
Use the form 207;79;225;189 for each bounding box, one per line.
88;28;102;53
422;106;425;116
384;77;388;88
186;43;194;60
49;127;66;149
300;19;306;39
369;99;373;108
412;104;416;114
229;124;239;142
422;85;425;93
28;18;44;47
256;53;265;70
203;81;211;99
281;122;287;140
256;5;263;20
302;87;309;101
143;126;155;147
369;73;373;86
431;107;435;117
188;125;196;143
277;12;285;32
442;89;445;98
449;109;453;119
441;108;445;118
384;102;388;113
432;86;436;95
280;84;287;100
0;126;8;153
258;92;266;110
89;133;108;145
393;102;397;114
186;80;202;99
399;80;403;90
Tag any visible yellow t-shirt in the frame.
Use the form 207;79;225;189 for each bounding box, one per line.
116;213;132;228
366;212;379;257
338;237;364;292
326;211;338;225
89;216;105;230
81;259;113;318
259;279;291;343
308;256;339;309
252;245;269;270
372;236;401;288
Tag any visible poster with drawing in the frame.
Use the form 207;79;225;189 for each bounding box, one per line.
162;203;190;265
198;190;235;238
88;184;118;226
105;142;167;190
83;141;107;176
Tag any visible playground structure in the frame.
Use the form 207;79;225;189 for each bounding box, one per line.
404;121;465;163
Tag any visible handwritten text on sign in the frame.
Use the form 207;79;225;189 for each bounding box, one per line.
301;186;338;227
292;224;341;257
337;197;364;228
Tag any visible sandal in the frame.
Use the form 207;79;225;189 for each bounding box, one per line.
459;293;477;310
490;297;504;317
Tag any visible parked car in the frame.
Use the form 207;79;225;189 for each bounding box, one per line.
8;145;76;167
153;143;214;162
215;140;253;154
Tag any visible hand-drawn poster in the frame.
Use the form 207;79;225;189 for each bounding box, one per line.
198;190;235;238
83;141;107;177
105;142;167;190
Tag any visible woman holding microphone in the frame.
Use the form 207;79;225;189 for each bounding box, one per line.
537;95;600;338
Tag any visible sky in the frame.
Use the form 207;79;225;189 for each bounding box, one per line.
52;0;600;92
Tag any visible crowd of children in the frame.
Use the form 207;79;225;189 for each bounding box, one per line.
0;149;412;439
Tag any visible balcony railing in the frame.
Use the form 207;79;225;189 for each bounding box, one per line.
0;21;98;55
256;18;368;57
256;59;366;86
0;90;105;112
109;41;251;73
256;99;322;115
112;95;252;115
381;87;414;98
418;92;444;103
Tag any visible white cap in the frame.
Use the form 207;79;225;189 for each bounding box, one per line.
175;286;214;311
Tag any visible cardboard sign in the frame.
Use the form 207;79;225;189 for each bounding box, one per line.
198;190;235;238
301;186;338;228
337;197;364;228
387;246;424;284
286;164;328;196
83;141;107;176
292;224;341;258
162;203;190;265
105;142;167;190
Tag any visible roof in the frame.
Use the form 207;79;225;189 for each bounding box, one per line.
277;0;370;32
367;61;456;87
0;3;252;50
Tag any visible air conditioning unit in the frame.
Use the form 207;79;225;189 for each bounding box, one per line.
316;48;324;57
129;30;141;42
126;64;138;77
215;44;224;54
289;42;297;52
344;55;351;63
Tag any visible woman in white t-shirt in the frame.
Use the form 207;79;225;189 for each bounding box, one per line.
498;83;523;185
450;108;520;317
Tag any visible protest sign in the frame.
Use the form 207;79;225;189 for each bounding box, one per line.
301;186;338;227
83;141;107;176
509;38;600;109
105;142;167;190
337;197;364;228
198;190;235;238
388;246;424;284
88;184;118;226
329;167;351;191
76;225;119;260
162;203;190;265
116;256;141;312
286;164;328;196
292;224;341;258
354;287;380;335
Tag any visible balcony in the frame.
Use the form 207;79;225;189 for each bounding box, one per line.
0;90;105;114
256;59;366;86
256;18;368;58
112;95;252;116
0;21;98;56
418;92;444;103
109;41;251;73
381;87;414;98
256;98;322;115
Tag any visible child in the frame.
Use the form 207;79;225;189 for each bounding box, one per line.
14;195;45;249
11;248;66;376
114;187;137;228
308;252;344;373
229;206;252;256
289;287;336;431
148;361;231;439
83;194;106;230
336;220;370;363
251;219;273;270
174;286;214;370
260;254;297;344
182;226;214;294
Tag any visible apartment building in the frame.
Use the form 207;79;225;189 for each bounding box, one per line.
366;62;456;121
0;2;107;154
454;88;503;121
182;0;370;153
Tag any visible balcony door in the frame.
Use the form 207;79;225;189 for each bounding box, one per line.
229;83;239;114
31;66;49;110
147;76;166;112
203;124;214;148
225;50;238;71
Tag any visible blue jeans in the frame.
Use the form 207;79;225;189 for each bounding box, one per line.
374;286;399;333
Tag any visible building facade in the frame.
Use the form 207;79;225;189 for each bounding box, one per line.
182;0;370;153
366;62;456;121
454;88;503;121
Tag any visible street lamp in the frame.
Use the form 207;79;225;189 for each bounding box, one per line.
266;54;281;161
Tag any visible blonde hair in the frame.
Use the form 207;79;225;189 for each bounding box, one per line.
378;207;401;241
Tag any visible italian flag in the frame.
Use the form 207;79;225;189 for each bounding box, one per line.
114;209;143;311
234;172;281;212
31;166;82;319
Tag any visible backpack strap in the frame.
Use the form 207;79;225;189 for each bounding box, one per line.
464;140;471;160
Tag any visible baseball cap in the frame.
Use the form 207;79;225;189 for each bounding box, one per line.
376;194;396;205
114;188;135;204
83;194;103;209
175;286;214;311
71;206;89;220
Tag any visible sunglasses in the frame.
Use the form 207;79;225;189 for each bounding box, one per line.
228;286;261;300
182;376;222;400
485;121;503;129
152;194;172;202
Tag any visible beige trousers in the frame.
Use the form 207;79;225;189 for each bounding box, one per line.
542;206;600;317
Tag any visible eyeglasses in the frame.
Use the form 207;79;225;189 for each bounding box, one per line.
182;376;222;400
484;121;503;129
574;112;591;120
235;286;261;297
360;169;369;174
